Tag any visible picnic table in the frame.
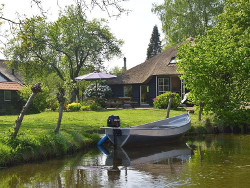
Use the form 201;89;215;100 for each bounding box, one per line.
105;97;138;108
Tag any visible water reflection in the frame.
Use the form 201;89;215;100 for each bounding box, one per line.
103;143;192;185
0;143;191;187
2;135;250;187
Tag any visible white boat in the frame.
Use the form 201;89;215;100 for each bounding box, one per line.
101;113;191;147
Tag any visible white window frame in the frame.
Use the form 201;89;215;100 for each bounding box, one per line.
4;90;11;102
158;77;170;95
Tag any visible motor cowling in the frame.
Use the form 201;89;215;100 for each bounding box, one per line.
107;115;120;127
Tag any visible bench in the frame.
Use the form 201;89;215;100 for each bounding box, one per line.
186;107;194;113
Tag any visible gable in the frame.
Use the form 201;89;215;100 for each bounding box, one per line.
108;44;180;85
0;73;8;82
0;60;24;85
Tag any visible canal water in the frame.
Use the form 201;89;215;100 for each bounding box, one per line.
1;134;250;187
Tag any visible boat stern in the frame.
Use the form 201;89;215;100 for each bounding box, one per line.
103;128;130;147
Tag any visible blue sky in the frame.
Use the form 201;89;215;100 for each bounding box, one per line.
0;0;164;70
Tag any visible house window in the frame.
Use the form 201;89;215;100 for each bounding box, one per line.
124;85;132;97
169;57;180;64
4;91;11;101
158;78;170;95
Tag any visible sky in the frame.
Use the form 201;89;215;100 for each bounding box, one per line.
0;0;164;71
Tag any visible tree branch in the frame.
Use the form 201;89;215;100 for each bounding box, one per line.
0;16;21;25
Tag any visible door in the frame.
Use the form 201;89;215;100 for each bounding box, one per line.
140;85;149;105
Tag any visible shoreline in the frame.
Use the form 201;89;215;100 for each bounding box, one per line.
1;109;249;168
1;129;250;168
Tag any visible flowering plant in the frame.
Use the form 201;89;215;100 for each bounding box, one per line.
84;83;112;99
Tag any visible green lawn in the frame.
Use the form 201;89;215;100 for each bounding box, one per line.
0;108;190;134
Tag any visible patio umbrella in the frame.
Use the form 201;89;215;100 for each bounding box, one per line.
75;72;117;81
75;72;117;95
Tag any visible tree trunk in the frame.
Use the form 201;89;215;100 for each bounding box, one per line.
69;87;79;103
55;88;65;133
199;101;205;121
166;94;174;118
13;83;42;138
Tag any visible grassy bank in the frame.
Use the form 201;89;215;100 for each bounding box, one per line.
0;108;210;167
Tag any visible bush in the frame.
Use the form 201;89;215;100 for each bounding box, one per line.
153;92;181;109
47;97;59;111
90;102;102;111
67;103;82;112
81;105;91;111
84;83;112;102
18;84;50;113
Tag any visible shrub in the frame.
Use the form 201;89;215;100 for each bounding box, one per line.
84;83;112;100
47;97;59;111
67;103;82;112
153;92;181;109
18;84;50;113
90;102;102;111
81;105;91;111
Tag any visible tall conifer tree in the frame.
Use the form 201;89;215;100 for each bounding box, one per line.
146;25;162;60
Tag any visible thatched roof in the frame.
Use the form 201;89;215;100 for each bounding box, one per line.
108;45;180;85
0;60;24;85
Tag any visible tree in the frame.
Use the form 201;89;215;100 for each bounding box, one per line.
13;83;42;138
109;66;124;76
146;25;162;60
177;0;250;126
5;5;123;132
152;0;225;47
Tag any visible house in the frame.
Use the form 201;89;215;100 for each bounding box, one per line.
0;60;24;114
107;44;186;106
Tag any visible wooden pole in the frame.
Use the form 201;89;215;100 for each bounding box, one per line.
199;101;205;121
166;94;174;118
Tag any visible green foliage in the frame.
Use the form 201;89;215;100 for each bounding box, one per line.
146;25;162;59
89;102;102;111
65;102;103;111
153;92;181;109
177;0;250;125
5;5;123;102
0;129;100;166
47;97;59;111
80;105;91;111
0;142;11;165
153;0;225;47
67;103;82;112
18;84;50;113
109;66;124;76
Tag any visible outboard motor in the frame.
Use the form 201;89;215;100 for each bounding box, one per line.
107;115;120;127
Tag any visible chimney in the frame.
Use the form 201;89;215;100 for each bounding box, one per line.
12;68;15;75
123;57;127;72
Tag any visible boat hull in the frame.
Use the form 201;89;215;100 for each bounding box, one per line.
103;113;191;147
123;133;184;147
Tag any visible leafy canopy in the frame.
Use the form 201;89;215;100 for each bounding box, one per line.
153;0;225;47
5;5;123;99
177;0;250;125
